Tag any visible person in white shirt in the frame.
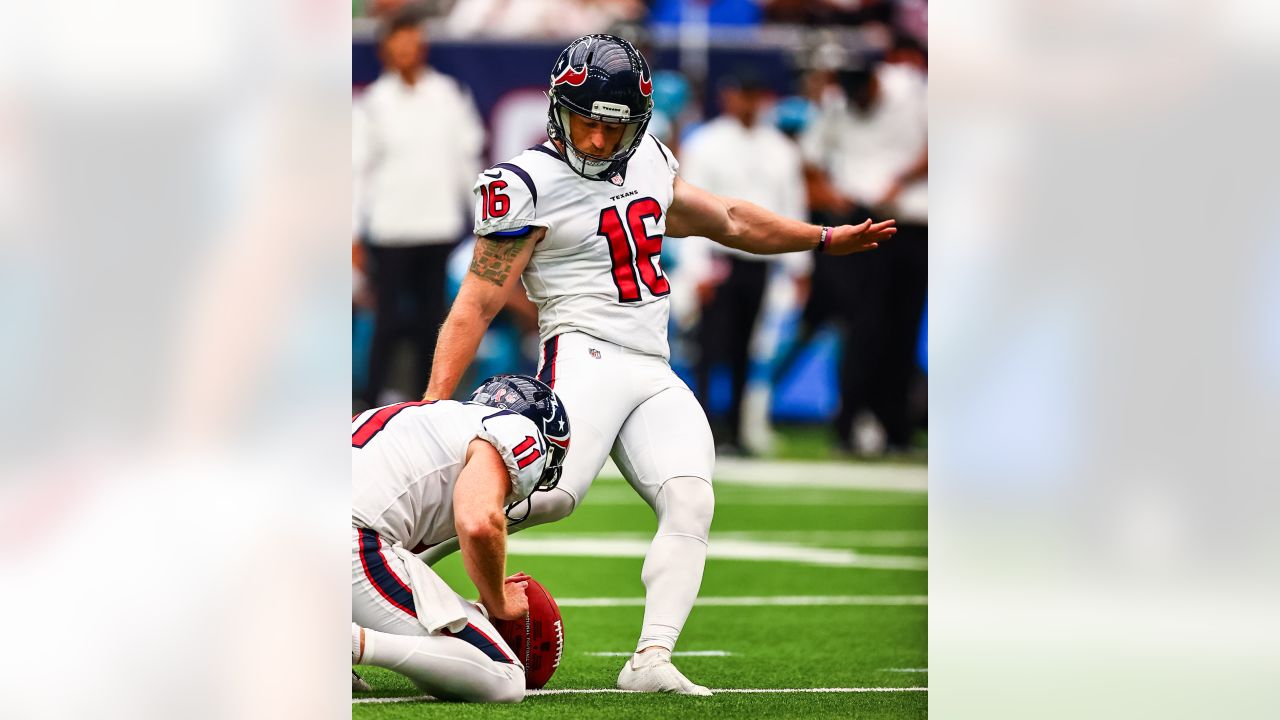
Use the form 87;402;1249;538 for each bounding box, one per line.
678;70;811;454
799;58;928;454
353;12;484;407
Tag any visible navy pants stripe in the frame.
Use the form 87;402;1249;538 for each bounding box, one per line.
358;528;417;618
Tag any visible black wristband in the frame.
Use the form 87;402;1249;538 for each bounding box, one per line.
816;226;831;253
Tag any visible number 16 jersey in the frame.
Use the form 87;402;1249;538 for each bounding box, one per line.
473;134;680;360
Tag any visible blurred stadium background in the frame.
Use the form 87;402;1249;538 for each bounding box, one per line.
352;0;928;461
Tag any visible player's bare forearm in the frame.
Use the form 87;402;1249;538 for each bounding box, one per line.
666;177;897;256
455;440;514;616
458;514;509;613
424;298;491;400
423;231;541;400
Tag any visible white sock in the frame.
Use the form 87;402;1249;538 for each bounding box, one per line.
352;623;366;664
632;646;671;667
357;627;524;703
635;477;714;653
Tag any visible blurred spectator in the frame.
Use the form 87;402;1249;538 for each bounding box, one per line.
355;0;454;21
442;0;646;39
885;29;928;73
680;70;810;454
764;0;893;26
356;0;411;20
352;12;484;406
894;0;928;45
798;56;927;454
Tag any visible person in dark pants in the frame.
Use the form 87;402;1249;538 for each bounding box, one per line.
353;11;484;406
695;257;770;451
679;69;810;453
362;242;456;407
803;210;926;452
798;54;928;454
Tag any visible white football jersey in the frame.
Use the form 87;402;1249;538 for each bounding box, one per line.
473;135;680;359
352;400;548;553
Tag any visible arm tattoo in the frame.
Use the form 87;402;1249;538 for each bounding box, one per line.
468;235;528;286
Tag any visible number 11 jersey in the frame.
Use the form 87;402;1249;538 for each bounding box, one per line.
473;134;680;360
352;400;548;553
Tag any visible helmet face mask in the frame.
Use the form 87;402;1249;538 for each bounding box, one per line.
468;374;570;493
546;34;654;181
551;106;645;179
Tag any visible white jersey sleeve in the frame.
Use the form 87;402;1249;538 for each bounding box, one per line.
472;163;549;237
475;410;548;501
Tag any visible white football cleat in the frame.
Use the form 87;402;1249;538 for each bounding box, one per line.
617;649;712;696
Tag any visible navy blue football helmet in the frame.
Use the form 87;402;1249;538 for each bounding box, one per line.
468;374;570;491
546;34;654;180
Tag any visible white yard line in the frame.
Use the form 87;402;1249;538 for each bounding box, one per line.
354;687;927;704
598;457;927;492
581;488;926;507
884;668;929;672
534;530;926;548
509;536;927;571
557;595;927;608
584;650;734;657
710;530;927;547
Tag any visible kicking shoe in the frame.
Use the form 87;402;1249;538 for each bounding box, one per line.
616;648;712;696
352;670;371;692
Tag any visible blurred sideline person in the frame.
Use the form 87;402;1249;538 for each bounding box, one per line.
420;35;895;695
800;58;927;454
352;375;570;702
679;70;810;455
353;11;484;407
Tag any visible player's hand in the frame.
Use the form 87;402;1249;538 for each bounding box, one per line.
826;218;897;255
488;579;529;620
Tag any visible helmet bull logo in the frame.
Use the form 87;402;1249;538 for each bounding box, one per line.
639;70;652;97
552;63;588;87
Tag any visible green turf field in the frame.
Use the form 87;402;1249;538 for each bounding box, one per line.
354;459;927;719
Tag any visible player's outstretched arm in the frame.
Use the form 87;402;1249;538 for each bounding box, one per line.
454;439;530;621
423;228;544;400
665;177;897;256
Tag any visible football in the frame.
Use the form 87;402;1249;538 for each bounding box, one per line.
492;574;564;689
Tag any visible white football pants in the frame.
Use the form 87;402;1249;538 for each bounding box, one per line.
352;527;524;703
532;332;716;653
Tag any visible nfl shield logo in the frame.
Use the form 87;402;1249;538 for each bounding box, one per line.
609;173;624;186
589;348;602;359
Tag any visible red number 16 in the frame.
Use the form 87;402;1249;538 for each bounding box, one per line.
480;180;510;220
599;197;670;303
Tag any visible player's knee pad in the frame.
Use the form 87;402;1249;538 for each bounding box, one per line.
508;486;577;529
655;476;714;543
